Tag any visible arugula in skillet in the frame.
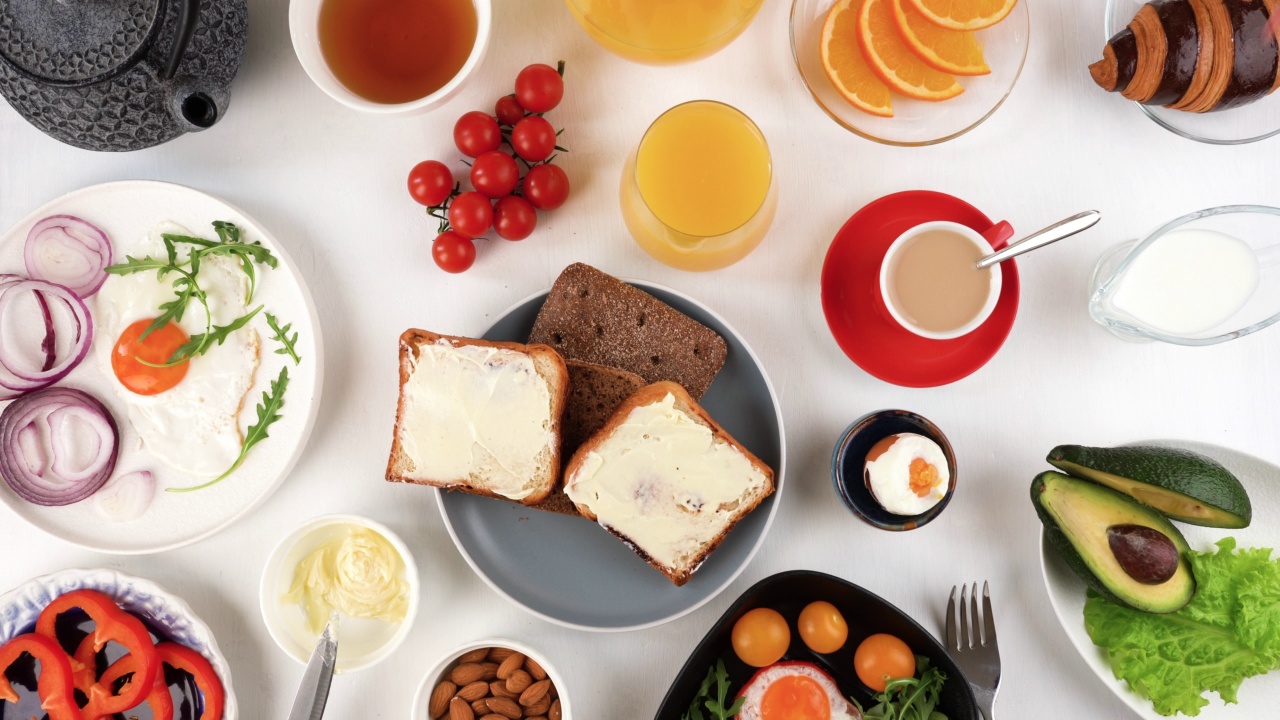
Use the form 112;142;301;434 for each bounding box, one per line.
855;656;949;720
683;660;744;720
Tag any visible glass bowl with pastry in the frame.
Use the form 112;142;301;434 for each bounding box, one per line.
1095;0;1280;144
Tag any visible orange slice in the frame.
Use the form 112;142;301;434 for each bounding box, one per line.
822;0;894;117
891;0;990;75
905;0;1018;31
859;0;963;101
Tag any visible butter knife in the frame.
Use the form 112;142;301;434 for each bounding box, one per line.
288;615;338;720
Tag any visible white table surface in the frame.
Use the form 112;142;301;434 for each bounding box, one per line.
2;0;1279;718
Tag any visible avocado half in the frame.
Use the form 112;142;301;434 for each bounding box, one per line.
1032;471;1195;613
1047;444;1251;529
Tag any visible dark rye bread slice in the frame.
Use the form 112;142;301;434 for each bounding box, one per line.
563;381;775;586
527;263;728;399
529;360;648;517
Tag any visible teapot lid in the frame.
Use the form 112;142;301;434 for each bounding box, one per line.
0;0;165;87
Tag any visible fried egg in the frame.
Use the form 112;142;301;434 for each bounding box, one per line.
864;433;948;516
95;222;260;478
737;662;861;720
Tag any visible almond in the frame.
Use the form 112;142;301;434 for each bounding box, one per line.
519;679;552;707
496;652;525;680
471;699;492;716
524;657;547;681
549;699;562;720
451;663;488;686
429;680;457;719
527;717;548;720
505;669;532;694
457;681;490;702
524;694;551;716
450;697;475;720
479;716;506;720
487;647;517;662
491;680;519;699
459;648;491;664
480;662;500;681
485;697;523;719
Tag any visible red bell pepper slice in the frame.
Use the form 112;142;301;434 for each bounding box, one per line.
0;632;84;720
156;643;224;720
34;589;159;717
89;651;174;720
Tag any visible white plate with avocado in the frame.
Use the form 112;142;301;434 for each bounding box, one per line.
1039;440;1280;719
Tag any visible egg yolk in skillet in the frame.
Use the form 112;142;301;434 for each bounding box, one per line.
111;319;190;395
761;674;832;719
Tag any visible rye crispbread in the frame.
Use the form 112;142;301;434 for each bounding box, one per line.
563;381;775;586
527;263;727;399
385;329;568;506
528;360;648;517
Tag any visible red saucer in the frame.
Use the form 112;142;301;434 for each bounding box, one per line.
820;190;1020;388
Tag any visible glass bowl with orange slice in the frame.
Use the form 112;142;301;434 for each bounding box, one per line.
791;0;1029;145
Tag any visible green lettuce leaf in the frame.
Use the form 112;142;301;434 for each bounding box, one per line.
1083;537;1280;717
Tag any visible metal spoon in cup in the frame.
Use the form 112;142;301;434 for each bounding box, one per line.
976;210;1102;270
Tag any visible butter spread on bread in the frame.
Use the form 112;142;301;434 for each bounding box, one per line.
564;383;774;586
396;338;555;500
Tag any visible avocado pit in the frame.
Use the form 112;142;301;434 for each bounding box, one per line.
1107;524;1180;584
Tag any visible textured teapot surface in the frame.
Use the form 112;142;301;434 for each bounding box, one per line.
0;0;248;152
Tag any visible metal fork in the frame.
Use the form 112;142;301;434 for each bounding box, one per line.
945;582;1001;720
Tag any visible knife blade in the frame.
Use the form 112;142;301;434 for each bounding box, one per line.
288;615;338;720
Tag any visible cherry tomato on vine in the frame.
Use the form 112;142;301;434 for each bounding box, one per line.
407;160;453;207
523;164;570;211
447;192;494;238
515;63;564;113
853;634;915;692
495;95;525;126
471;151;520;199
453;111;502;158
494;196;538;241
432;231;475;273
511;116;557;163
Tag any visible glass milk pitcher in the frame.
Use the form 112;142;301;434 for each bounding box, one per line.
1089;205;1280;345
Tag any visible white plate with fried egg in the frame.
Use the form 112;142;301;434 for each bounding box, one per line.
0;181;323;553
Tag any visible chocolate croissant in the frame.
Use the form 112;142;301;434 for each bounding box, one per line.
1089;0;1280;112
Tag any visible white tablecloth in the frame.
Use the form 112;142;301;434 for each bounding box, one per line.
2;0;1278;717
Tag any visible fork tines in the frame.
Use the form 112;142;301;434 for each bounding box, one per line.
945;581;997;652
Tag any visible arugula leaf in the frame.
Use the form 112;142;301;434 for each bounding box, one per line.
266;313;302;365
856;656;949;720
683;660;741;720
141;305;263;366
1085;537;1280;716
169;365;289;493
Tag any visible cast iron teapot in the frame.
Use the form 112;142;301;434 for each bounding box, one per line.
0;0;247;151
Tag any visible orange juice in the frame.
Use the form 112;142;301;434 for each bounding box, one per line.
564;0;764;65
621;101;776;271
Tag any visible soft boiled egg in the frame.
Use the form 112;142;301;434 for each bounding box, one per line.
95;222;260;478
737;662;861;720
863;433;948;516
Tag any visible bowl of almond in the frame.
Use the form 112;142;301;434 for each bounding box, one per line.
412;639;569;720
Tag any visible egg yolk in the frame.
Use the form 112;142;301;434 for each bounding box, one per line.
760;674;831;720
111;319;190;395
909;457;941;497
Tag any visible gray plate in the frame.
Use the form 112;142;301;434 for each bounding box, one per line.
437;281;786;631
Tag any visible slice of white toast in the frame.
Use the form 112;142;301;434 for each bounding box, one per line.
386;329;568;506
563;381;775;586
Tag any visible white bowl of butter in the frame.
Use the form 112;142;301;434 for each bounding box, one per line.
260;514;420;673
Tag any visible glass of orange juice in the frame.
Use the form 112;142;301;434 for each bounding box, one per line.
564;0;765;65
620;101;777;271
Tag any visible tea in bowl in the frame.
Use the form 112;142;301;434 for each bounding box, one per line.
290;0;492;115
878;221;1003;340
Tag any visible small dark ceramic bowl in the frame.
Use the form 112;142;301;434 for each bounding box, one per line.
831;409;957;531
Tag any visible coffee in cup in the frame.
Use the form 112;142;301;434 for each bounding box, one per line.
879;221;1002;340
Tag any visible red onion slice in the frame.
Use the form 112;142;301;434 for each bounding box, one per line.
0;279;92;395
0;387;119;506
92;470;155;522
24;215;113;298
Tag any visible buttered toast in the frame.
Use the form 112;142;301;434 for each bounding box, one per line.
563;381;775;586
386;330;568;506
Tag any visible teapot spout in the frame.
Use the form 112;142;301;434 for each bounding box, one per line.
169;81;227;131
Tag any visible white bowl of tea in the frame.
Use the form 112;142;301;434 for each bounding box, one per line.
289;0;491;115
